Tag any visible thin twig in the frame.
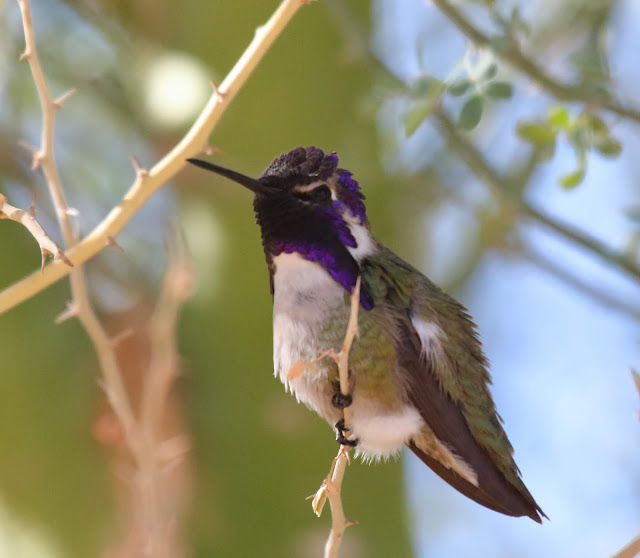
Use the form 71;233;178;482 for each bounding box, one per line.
431;0;640;124
0;0;313;313
134;236;194;558
16;0;139;451
611;533;640;558
520;241;640;322
308;277;362;558
0;192;72;269
434;111;640;283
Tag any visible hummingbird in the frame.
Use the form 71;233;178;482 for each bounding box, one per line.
187;146;545;522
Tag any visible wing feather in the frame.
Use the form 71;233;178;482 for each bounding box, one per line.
362;247;546;522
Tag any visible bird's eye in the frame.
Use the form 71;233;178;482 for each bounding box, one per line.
297;185;332;204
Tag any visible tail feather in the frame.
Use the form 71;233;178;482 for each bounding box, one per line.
408;440;546;523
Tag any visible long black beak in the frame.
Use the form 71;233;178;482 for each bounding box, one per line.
187;158;273;195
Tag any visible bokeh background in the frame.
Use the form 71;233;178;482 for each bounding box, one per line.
1;0;639;557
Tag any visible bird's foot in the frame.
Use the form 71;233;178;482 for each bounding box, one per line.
334;418;358;447
331;392;353;410
331;379;353;409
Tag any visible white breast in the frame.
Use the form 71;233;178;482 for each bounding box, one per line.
272;253;344;397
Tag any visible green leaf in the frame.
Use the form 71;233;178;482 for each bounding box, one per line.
404;99;437;137
517;122;557;146
583;113;608;135
547;107;570;129
559;170;585;189
482;63;498;80
447;79;472;97
485;81;513;99
412;75;441;96
458;95;484;130
594;136;622;157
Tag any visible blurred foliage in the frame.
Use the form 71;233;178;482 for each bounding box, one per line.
1;0;640;557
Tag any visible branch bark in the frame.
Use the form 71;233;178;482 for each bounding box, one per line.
16;0;139;451
0;192;71;269
308;277;362;558
0;0;312;314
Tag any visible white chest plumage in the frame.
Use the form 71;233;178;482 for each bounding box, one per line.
270;251;428;461
272;252;344;384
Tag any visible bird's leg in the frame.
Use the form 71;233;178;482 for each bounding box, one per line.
334;418;358;447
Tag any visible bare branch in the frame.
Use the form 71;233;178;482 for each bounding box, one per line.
307;277;362;558
0;0;314;314
131;236;195;558
612;532;640;558
521;242;640;322
15;0;139;453
0;192;72;268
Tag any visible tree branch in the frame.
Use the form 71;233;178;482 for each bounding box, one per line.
0;192;72;269
520;241;640;322
307;277;362;558
431;0;640;124
434;111;640;283
0;0;312;314
134;236;194;558
16;0;139;451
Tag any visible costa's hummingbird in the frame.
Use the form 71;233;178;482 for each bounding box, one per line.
188;146;545;522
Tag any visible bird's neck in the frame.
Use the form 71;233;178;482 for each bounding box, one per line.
267;221;376;310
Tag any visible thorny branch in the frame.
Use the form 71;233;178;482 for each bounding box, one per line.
431;0;640;124
0;0;313;314
0;192;71;269
10;0;310;551
16;0;139;450
305;277;362;558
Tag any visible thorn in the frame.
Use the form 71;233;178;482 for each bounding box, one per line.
28;191;39;216
55;301;79;324
53;88;77;109
105;235;123;251
40;248;52;272
209;80;227;100
130;156;148;178
65;207;80;217
19;49;31;61
110;327;134;348
345;520;359;527
56;248;73;267
18;141;42;170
